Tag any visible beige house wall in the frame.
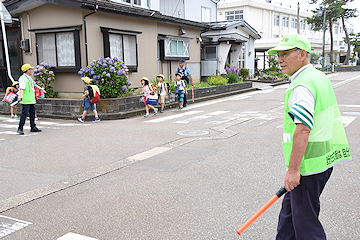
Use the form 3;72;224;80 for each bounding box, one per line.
17;3;201;99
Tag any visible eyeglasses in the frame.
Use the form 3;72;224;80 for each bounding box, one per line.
277;48;300;58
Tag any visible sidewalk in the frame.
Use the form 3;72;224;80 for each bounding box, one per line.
0;80;289;120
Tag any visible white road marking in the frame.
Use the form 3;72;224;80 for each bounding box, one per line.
173;115;212;124
0;215;32;238
127;147;172;161
204;111;230;116
332;75;360;88
57;232;98;240
145;110;203;123
343;112;360;115
341;116;356;128
339;104;360;108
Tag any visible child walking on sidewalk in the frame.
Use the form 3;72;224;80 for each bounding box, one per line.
78;77;100;123
174;73;186;110
140;77;158;117
157;74;168;113
2;81;19;118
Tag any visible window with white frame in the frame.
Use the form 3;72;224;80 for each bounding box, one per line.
307;23;312;31
202;6;211;22
274;14;279;26
36;30;80;70
202;46;216;60
101;27;140;71
291;18;297;28
109;33;137;66
225;10;243;20
165;38;189;58
282;17;289;27
112;0;149;7
334;25;338;34
300;20;305;30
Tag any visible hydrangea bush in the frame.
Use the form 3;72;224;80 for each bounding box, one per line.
78;57;133;98
33;62;58;98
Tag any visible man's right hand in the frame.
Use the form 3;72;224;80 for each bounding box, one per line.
284;170;301;191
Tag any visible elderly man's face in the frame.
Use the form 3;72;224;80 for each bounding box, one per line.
277;48;306;76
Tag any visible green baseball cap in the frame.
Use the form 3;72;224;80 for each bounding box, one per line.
268;33;311;55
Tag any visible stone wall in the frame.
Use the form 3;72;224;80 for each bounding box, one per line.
334;65;360;72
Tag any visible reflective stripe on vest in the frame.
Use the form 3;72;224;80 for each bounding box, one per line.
20;75;36;104
283;66;351;176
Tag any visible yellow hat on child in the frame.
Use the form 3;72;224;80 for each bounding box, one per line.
81;77;91;84
21;63;34;72
12;81;19;86
157;74;165;79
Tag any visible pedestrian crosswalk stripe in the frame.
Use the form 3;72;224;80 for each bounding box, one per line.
204;111;230;116
57;232;98;240
0;215;32;238
174;115;212;124
145;110;203;123
127;147;172;161
341;116;356;128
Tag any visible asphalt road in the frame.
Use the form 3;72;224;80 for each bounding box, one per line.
0;71;359;240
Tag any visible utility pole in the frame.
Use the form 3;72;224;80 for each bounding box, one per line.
297;2;300;34
321;2;327;71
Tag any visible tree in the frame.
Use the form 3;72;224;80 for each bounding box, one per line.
307;0;357;64
345;32;360;61
338;1;358;64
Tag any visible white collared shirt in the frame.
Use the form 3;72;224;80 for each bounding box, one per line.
288;64;315;125
19;73;35;91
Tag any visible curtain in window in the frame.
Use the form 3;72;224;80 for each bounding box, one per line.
37;33;56;66
109;34;123;61
123;35;136;66
56;32;75;66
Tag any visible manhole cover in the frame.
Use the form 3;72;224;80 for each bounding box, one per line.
177;130;209;136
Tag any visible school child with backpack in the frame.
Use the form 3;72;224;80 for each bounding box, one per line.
157;74;168;113
78;77;100;123
174;72;187;110
2;81;19;118
140;77;158;117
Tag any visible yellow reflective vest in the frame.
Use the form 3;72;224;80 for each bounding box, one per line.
283;66;351;176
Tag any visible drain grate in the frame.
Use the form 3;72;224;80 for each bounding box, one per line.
177;130;209;136
0;215;32;238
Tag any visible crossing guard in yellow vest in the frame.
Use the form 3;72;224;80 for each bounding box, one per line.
268;33;351;239
17;63;46;135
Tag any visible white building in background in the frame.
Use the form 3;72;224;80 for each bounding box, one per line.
217;0;354;70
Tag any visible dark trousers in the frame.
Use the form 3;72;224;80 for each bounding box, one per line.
18;104;36;130
276;167;333;240
183;91;187;107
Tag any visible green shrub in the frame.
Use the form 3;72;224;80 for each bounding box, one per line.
240;68;249;78
225;72;239;84
206;75;228;86
194;82;210;88
43;86;58;98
